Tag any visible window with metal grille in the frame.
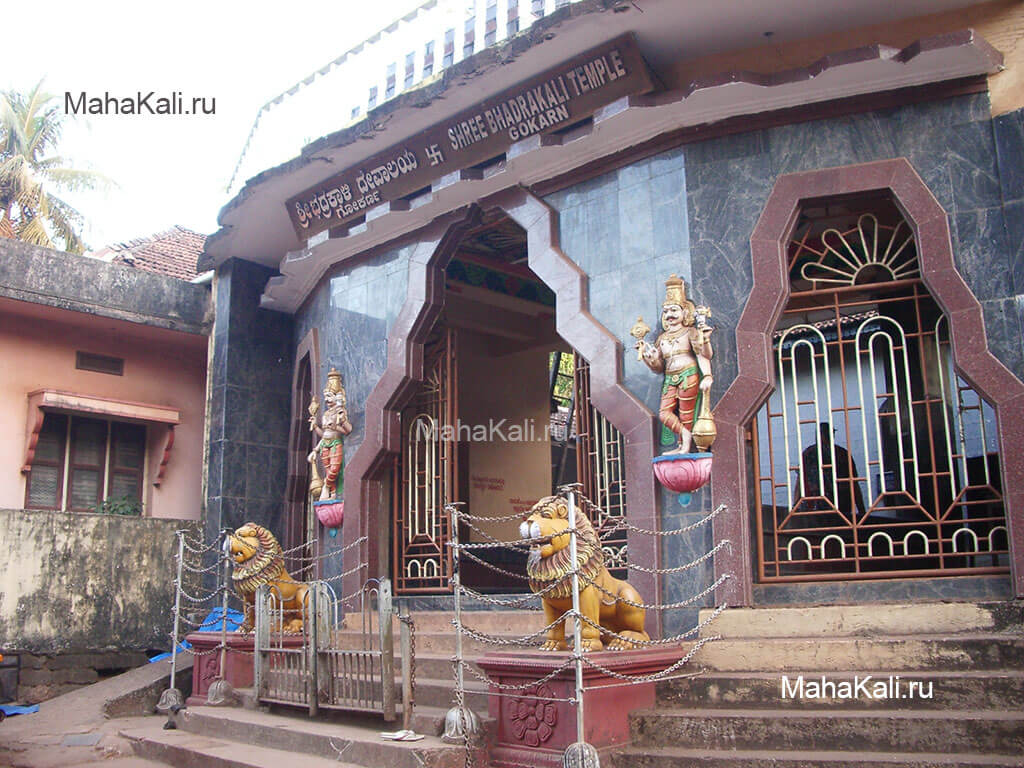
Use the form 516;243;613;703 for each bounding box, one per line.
752;192;1008;582
443;28;455;68
507;0;519;36
385;63;396;99
404;52;415;90
463;16;475;58
485;0;498;46
25;413;145;514
423;40;435;78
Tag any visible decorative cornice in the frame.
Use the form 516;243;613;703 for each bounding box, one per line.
257;30;1001;313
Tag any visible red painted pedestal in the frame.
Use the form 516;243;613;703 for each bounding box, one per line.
477;648;686;768
185;632;302;706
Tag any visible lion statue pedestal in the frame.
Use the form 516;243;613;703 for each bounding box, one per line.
479;648;684;768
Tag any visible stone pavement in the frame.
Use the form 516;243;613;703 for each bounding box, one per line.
0;657;188;768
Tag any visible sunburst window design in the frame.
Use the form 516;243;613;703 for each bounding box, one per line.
799;213;919;287
751;192;1008;584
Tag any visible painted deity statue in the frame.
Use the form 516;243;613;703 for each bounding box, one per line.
307;368;353;501
634;275;714;454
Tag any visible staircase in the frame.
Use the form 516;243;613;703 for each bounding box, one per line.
612;601;1024;768
122;608;540;768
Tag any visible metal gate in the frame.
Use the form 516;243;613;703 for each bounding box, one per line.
254;578;397;719
393;328;458;593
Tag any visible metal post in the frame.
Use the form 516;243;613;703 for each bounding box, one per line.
309;584;319;717
380;578;396;721
568;491;585;743
443;503;480;743
565;491;599;768
157;532;186;715
170;532;184;691
206;535;237;706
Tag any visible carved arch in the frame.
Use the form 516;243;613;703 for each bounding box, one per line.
340;189;661;629
712;158;1024;604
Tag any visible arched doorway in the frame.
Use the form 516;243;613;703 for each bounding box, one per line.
340;189;661;628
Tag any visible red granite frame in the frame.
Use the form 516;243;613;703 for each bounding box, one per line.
283;327;321;557
712;158;1024;604
340;189;662;632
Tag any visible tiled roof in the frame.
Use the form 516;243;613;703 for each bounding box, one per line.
100;226;207;281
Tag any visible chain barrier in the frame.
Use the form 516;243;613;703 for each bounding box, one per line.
446;490;734;768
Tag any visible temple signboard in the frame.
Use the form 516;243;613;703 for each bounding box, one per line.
286;34;653;239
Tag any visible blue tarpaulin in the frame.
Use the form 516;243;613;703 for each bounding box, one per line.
1;703;39;716
147;607;245;662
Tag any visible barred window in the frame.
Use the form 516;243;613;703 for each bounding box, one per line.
26;414;145;514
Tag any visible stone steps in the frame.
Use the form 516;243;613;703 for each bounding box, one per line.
611;745;1024;768
658;670;1024;710
688;633;1024;672
627;707;1024;755
616;603;1024;768
124;705;468;768
697;602;1023;639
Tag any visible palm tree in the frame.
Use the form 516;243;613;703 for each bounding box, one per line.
0;81;109;254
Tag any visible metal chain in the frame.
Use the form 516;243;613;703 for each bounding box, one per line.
578;572;732;611
458;657;577;692
458;549;531;581
625;539;731;573
450;507;532;524
598;503;727;538
458;614;567;646
575;602;727;648
581;635;718;683
457;585;543;610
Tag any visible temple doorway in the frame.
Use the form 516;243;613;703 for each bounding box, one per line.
390;213;628;595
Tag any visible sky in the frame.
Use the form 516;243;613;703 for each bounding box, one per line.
1;1;419;249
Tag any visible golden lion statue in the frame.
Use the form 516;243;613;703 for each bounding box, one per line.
521;495;650;651
229;523;309;634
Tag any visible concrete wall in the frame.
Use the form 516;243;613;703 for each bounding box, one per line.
0;239;209;335
0;508;199;656
0;301;208;520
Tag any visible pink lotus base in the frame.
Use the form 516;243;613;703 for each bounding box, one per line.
314;499;344;529
652;453;712;505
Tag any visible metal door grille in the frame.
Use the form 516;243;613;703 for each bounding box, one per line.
753;196;1008;582
574;355;628;576
394;328;457;593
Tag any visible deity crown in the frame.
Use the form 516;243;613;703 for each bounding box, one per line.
663;274;687;308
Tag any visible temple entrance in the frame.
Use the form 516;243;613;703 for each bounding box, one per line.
390;213;628;594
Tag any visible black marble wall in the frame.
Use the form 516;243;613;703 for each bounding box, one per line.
277;96;1022;618
545;94;1024;626
206;259;294;545
292;243;413;577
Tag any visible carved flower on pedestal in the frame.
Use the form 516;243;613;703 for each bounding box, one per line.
507;683;558;747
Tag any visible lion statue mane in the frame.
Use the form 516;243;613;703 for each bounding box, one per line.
229;522;308;634
521;495;650;651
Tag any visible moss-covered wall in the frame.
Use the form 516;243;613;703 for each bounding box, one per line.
0;509;198;654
